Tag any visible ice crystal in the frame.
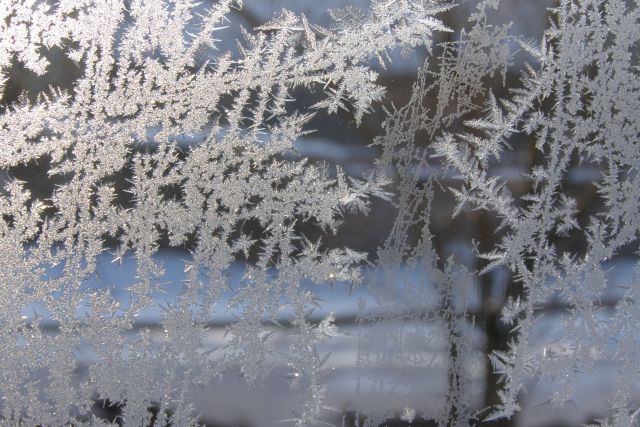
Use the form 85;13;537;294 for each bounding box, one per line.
0;0;450;424
1;0;639;425
369;0;640;424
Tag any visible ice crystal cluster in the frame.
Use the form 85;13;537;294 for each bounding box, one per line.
0;0;639;425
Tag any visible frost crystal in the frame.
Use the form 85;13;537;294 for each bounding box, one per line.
1;0;639;425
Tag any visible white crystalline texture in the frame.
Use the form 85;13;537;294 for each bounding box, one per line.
0;0;639;426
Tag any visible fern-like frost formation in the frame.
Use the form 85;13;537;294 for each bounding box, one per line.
0;0;639;425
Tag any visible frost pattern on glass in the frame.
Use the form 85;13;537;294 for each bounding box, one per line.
1;0;639;425
0;1;449;424
369;0;640;424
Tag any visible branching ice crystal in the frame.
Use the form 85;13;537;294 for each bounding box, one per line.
0;0;452;424
1;0;639;425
